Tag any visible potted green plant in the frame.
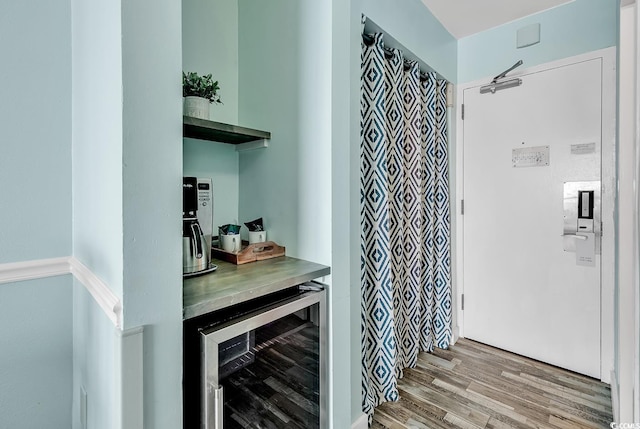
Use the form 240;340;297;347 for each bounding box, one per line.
183;71;222;120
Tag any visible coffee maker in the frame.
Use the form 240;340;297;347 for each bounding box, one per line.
183;177;214;276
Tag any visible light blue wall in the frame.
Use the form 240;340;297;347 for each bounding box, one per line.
72;281;118;429
331;0;362;424
71;0;123;298
458;0;617;83
0;0;72;262
71;0;124;427
238;0;332;264
362;0;457;82
0;278;72;429
0;0;73;427
72;0;183;427
183;140;240;230
182;0;239;125
121;1;183;428
183;0;241;233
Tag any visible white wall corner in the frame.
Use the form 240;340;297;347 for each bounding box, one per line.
611;369;620;423
351;413;368;429
452;325;460;345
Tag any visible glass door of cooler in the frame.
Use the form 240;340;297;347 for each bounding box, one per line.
200;286;325;429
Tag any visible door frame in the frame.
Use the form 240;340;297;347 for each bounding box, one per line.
453;47;617;383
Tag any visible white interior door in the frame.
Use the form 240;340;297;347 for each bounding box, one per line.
462;58;602;378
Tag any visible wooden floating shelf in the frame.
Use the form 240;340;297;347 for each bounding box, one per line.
183;116;271;144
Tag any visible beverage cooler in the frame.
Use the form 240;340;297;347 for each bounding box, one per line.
183;283;326;429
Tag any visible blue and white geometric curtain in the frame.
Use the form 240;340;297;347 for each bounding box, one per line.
360;31;452;415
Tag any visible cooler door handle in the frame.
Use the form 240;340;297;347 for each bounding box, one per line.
205;384;224;429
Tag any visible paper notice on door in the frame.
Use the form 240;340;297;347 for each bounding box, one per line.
576;232;595;267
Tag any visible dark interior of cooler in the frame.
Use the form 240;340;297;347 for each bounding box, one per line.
183;287;320;429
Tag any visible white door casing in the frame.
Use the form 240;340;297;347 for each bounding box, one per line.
455;48;616;382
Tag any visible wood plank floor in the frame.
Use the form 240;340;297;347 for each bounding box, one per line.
372;339;613;429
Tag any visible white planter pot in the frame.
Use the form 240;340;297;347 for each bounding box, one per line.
184;96;210;119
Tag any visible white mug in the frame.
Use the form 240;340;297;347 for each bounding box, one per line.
221;234;241;252
249;230;267;244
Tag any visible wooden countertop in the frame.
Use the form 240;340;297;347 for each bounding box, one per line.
183;256;330;320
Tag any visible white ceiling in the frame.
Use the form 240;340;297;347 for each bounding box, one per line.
421;0;574;39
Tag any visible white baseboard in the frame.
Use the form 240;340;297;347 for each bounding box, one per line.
118;326;144;429
0;256;122;328
452;325;460;345
352;413;368;429
611;369;620;423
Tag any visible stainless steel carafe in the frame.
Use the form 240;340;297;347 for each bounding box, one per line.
183;217;210;275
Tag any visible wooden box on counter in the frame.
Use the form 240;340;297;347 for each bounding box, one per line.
211;241;285;265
